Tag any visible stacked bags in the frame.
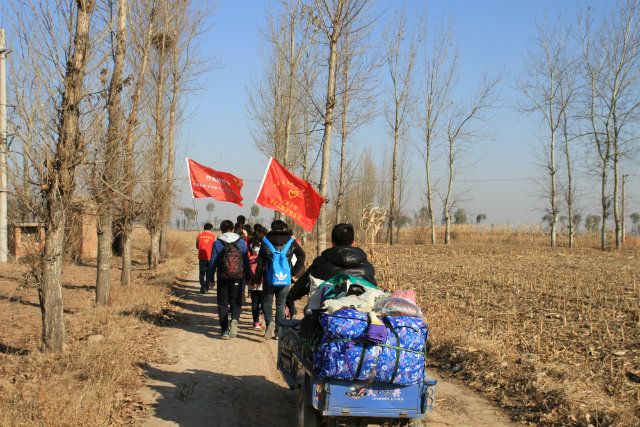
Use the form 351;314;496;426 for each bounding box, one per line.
311;276;428;385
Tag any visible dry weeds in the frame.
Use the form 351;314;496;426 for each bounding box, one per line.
0;228;194;427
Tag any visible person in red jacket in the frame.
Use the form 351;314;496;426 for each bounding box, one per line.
196;223;216;294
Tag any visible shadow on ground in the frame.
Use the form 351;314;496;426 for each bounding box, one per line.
139;270;296;427
141;364;296;427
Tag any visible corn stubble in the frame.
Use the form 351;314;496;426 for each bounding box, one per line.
361;225;640;426
2;225;638;426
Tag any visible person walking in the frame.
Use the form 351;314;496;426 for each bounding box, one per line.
207;220;252;339
251;219;305;340
196;223;216;294
247;227;266;328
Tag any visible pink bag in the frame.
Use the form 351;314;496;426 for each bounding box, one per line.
390;290;416;303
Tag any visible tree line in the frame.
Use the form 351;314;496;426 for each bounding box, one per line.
3;0;639;354
248;0;640;251
4;0;212;352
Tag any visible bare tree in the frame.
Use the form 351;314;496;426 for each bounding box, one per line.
248;1;315;174
394;139;411;240
145;0;212;268
578;0;640;250
559;61;579;248
384;7;417;245
518;18;573;247
418;18;456;245
95;0;128;305
333;12;380;223
41;0;95;352
442;74;499;244
310;0;374;255
119;0;157;285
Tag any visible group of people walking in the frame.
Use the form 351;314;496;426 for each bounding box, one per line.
195;215;376;341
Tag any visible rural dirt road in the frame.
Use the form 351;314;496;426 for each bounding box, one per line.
137;267;518;427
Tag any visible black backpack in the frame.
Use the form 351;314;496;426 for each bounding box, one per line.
218;240;244;280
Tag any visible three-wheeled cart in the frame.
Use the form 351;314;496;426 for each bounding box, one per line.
277;319;437;427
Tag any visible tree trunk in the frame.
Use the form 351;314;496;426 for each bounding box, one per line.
336;128;346;223
283;10;296;169
119;2;155;283
549;101;557;248
613;142;621;249
160;47;180;262
444;137;454;244
150;30;167;269
317;35;339;256
426;155;435;244
40;0;93;352
562;107;574;248
120;221;132;285
390;129;398;245
96;0;127;304
95;212;113;304
149;227;160;269
40;207;66;352
601;165;608;250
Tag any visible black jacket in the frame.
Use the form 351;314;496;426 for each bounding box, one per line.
288;246;376;301
252;230;306;285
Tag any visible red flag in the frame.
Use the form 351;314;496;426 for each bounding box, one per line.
255;158;325;232
186;158;244;206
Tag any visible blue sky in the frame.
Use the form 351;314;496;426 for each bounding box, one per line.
179;0;640;229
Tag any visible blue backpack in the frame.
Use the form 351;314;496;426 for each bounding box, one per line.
262;237;295;286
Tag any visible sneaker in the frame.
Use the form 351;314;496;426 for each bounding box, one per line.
199;287;205;295
264;322;275;340
253;322;261;329
221;330;230;340
229;319;238;338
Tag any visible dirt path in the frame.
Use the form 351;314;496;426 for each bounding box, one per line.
137;267;518;427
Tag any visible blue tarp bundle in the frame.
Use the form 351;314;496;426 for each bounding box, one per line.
313;308;428;385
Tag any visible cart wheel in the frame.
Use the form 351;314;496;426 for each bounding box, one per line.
296;388;320;427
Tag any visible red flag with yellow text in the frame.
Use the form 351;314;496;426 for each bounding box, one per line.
186;158;244;206
255;158;324;232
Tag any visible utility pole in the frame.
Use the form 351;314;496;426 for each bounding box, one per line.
0;29;8;263
622;174;628;245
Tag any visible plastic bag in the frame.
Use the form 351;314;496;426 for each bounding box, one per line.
374;296;423;319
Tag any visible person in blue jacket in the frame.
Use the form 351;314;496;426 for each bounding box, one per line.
207;219;252;339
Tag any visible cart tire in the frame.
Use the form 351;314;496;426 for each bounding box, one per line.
297;388;320;427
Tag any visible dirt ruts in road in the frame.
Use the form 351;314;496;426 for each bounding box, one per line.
136;267;517;427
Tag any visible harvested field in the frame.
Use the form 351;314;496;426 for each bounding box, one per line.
1;225;638;427
366;225;640;426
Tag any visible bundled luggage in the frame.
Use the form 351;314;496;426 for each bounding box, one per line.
313;305;429;385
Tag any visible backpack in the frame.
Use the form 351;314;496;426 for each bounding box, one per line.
262;237;295;286
218;240;244;281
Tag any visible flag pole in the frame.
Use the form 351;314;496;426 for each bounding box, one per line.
186;157;199;231
255;157;273;204
185;157;196;199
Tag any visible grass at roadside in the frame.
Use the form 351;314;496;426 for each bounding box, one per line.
0;228;195;427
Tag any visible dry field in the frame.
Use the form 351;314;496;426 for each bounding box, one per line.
367;225;640;427
1;225;639;427
0;228;194;427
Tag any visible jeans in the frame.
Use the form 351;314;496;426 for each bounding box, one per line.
198;259;209;289
250;290;263;323
216;279;242;332
262;282;289;335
